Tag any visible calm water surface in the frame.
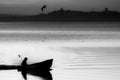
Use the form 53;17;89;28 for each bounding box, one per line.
0;22;120;80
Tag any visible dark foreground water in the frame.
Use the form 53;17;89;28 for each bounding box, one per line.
0;22;120;80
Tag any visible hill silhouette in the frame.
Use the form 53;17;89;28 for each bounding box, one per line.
0;8;120;22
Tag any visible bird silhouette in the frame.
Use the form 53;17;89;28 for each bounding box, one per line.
41;5;47;12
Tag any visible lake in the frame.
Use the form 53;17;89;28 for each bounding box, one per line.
0;22;120;80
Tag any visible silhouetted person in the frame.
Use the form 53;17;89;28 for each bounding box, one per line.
21;57;28;66
21;57;28;80
41;5;47;12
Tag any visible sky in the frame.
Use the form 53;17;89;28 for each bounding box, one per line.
0;0;120;15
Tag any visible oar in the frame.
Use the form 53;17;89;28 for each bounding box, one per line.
0;65;19;70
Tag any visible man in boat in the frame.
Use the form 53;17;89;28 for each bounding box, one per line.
18;57;53;80
21;57;28;67
18;57;28;80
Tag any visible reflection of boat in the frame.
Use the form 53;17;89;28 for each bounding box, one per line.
27;59;53;80
0;59;53;80
18;59;53;80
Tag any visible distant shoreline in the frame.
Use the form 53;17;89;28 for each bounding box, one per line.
0;8;120;22
0;19;120;22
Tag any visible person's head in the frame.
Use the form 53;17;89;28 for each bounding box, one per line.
24;57;28;61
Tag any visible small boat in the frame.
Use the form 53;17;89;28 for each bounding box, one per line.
18;59;53;71
19;58;53;80
0;58;53;80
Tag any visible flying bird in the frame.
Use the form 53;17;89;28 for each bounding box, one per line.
41;5;47;12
